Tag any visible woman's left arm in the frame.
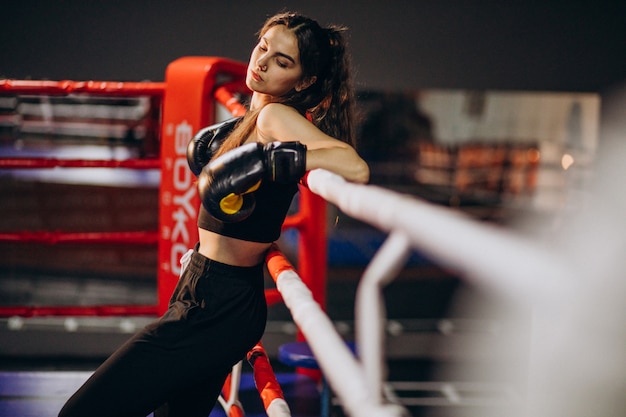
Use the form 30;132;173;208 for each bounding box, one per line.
256;103;370;184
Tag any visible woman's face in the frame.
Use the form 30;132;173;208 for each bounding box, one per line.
246;25;305;98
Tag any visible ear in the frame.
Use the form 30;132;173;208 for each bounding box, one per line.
295;76;317;92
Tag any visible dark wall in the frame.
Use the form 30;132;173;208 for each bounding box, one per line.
1;0;625;93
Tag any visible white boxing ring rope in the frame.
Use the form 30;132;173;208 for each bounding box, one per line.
306;169;569;307
303;169;562;415
285;153;626;417
273;256;408;417
273;167;565;417
355;231;413;410
274;168;600;417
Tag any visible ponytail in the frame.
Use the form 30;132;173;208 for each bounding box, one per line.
308;26;356;147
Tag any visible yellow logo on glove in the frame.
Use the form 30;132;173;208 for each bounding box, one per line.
219;181;261;215
219;193;243;214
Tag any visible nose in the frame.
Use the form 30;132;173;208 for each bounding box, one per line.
256;57;268;71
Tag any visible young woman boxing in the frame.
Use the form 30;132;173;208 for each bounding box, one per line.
59;11;368;417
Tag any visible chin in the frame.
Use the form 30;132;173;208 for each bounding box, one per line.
245;77;262;93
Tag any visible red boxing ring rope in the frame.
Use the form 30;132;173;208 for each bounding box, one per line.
247;342;290;416
0;158;160;170
0;231;158;245
214;83;249;117
0;79;165;97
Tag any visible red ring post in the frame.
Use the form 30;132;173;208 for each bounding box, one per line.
296;187;327;313
157;57;247;315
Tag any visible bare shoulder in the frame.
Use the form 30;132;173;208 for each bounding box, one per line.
257;103;303;128
256;103;312;142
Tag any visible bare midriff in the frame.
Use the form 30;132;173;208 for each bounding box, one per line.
197;228;272;267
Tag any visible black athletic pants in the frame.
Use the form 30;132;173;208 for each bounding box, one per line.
58;248;268;417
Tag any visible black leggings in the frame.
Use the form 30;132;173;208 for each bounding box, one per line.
58;248;267;417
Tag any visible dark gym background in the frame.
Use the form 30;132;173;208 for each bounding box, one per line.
1;0;624;94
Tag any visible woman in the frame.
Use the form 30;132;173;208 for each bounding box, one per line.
59;11;369;417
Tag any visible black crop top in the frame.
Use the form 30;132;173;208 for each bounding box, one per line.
198;179;299;243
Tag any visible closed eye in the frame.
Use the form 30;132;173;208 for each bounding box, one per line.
258;36;296;67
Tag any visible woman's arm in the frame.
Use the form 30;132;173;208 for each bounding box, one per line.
256;103;370;183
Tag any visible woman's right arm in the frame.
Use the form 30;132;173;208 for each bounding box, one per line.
256;103;370;184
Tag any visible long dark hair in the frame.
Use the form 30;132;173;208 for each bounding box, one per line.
215;12;356;158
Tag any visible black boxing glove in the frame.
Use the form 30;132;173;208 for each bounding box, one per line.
198;141;307;222
186;116;242;176
263;141;307;183
198;142;265;222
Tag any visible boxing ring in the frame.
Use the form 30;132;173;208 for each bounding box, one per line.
0;57;325;417
2;57;625;417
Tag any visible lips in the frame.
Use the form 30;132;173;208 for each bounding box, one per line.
250;70;263;82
